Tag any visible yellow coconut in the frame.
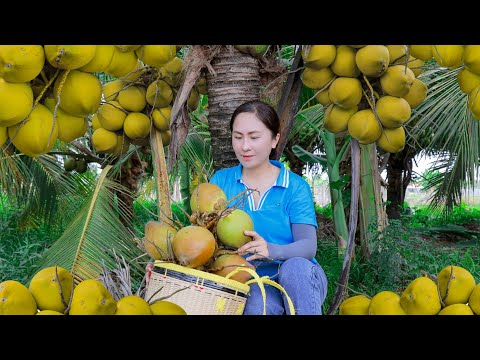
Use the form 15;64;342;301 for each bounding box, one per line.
0;280;37;315
150;300;187;315
376;95;412;128
468;283;480;315
123;112;151;140
172;225;217;268
339;295;371;315
8;103;58;157
36;310;64;315
402;78;428;109
409;45;432;61
152;106;172;131
91;128;118;153
438;304;474;315
330;45;360;78
347;109;382;145
431;45;464;68
437;265;476;306
386;45;408;64
91;113;102;131
468;85;480;119
115;295;152;315
368;291;406;315
376;126;406;153
380;65;415;97
144;221;178;260
79;45;115;73
457;68;480;94
324;104;357;134
44;45;96;70
103;79;125;102
44;97;88;142
406;57;424;78
117;85;147;112
187;88;200;111
122;59;144;82
97;101;127;131
328;77;363;109
355;45;390;78
160;56;184;87
190;182;228;213
0;126;7;147
196;76;207;95
115;45;141;53
105;47;138;79
301;67;335;90
53;70;102;117
463;45;480;75
28;266;73;313
161;130;171;146
0;45;45;83
135;45;177;68
400;276;441;315
0;78;33;127
112;134;130;158
69;279;117;315
146;80;173;108
315;89;331;106
302;45;336;69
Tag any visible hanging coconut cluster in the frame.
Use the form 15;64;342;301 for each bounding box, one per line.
440;45;480;120
301;45;430;153
0;45;207;169
143;182;255;284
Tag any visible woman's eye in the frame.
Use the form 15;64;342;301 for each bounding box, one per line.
251;137;259;140
234;136;242;140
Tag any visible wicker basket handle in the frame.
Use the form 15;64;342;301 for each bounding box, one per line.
225;267;296;315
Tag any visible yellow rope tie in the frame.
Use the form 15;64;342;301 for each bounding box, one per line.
225;267;267;315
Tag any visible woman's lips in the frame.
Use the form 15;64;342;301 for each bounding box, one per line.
242;155;253;160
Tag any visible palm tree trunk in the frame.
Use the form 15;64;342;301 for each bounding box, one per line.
206;46;261;171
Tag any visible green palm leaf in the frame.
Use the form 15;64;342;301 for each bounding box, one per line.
26;165;146;285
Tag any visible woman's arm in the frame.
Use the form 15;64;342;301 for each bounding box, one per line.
238;223;317;261
267;223;317;260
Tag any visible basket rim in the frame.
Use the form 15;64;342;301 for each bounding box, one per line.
153;261;250;293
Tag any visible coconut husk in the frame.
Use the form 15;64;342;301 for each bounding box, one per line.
167;45;222;172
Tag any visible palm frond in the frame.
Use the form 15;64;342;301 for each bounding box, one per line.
26;165;146;285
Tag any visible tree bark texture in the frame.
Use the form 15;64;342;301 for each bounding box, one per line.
206;46;261;171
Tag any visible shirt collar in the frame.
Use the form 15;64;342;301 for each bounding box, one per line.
234;160;289;188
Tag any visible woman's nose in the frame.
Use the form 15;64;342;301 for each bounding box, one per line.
241;138;252;150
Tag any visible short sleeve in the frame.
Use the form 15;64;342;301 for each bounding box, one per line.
209;171;221;187
287;179;318;228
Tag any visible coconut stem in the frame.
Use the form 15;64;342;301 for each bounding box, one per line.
150;127;172;223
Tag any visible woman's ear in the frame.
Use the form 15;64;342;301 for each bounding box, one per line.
272;133;280;148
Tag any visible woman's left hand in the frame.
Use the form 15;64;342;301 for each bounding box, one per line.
237;230;269;261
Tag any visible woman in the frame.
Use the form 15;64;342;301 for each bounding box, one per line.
209;100;328;315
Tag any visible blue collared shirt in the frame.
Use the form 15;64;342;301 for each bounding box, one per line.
210;160;318;278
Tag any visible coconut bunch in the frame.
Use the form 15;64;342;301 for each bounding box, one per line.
143;182;255;283
90;45;206;157
439;45;480;120
0;262;186;315
338;265;480;315
301;45;430;154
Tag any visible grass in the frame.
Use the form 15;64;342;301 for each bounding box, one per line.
2;198;479;315
317;207;480;314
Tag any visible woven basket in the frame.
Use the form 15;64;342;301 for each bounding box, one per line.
145;261;250;315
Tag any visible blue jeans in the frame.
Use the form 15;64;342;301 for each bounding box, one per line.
243;257;328;315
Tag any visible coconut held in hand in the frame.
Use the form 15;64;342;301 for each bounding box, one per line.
216;209;253;249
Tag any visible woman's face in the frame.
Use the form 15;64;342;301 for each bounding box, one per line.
231;112;279;169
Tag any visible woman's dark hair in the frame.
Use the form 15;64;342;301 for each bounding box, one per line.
230;100;280;159
230;100;280;137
